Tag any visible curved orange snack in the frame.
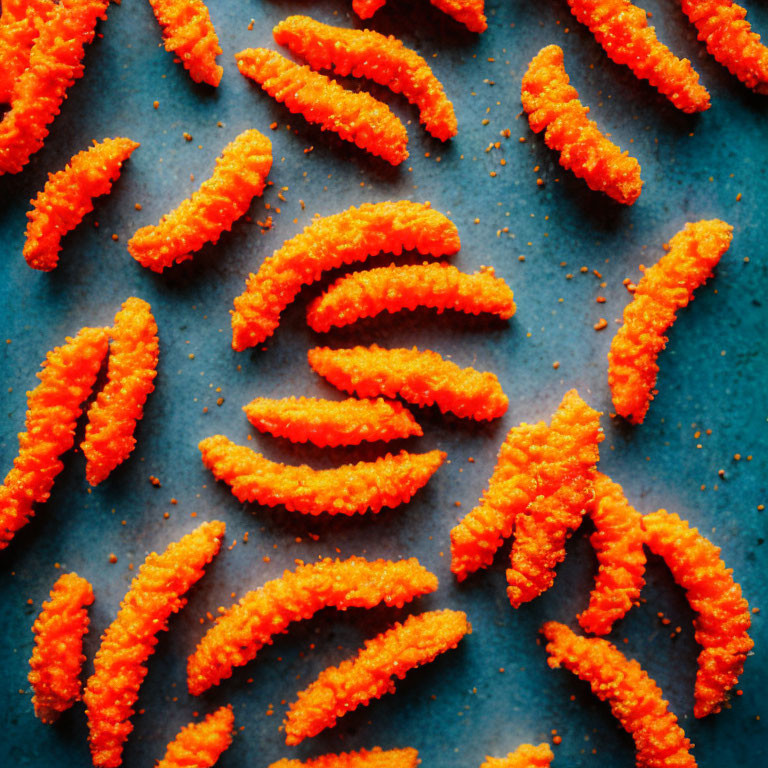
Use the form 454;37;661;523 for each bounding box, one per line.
269;748;419;768
352;0;487;33
156;706;234;768
479;743;553;768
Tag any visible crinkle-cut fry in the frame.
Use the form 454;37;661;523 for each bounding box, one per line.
28;572;94;723
128;129;272;272
0;326;109;550
307;262;516;332
231;201;460;350
309;345;508;421
521;45;642;205
24;137;139;271
0;0;109;175
273;15;457;141
608;219;733;424
270;747;419;768
284;609;470;744
577;472;646;635
243;396;422;447
542;622;697;768
187;556;438;694
199;435;445;516
479;743;554;768
236;48;408;166
84;521;225;768
156;705;234;768
642;510;753;718
352;0;487;33
81;297;159;486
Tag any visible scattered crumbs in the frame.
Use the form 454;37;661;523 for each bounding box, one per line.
109;553;117;564
149;475;161;487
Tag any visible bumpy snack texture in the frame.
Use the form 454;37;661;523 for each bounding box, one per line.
284;609;470;744
156;706;234;768
479;743;554;768
608;220;733;424
269;748;419;768
352;0;487;32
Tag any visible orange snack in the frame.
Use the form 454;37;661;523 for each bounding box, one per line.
608;220;733;424
81;298;159;486
352;0;487;33
187;556;438;694
243;396;422;447
0;326;109;550
643;510;753;717
128;129;272;272
28;572;94;723
269;747;419;768
23;137;139;271
309;345;508;421
479;743;554;768
542;622;697;768
284;609;470;744
84;520;225;768
231;201;460;350
307;262;516;331
235;48;408;165
156;706;234;768
199;435;445;516
521;45;642;205
273;15;457;140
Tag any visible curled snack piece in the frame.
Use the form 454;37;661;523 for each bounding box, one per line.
188;556;438;694
128;129;272;272
28;572;94;723
284;609;470;744
84;521;225;768
273;15;457;140
156;705;234;768
521;45;642;205
236;48;408;165
270;748;419;768
479;743;554;768
199;435;445;516
352;0;487;33
643;510;753;717
542;622;697;768
231;201;460;350
608;219;733;424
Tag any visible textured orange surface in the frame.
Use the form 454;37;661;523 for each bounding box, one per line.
156;705;234;768
542;622;697;768
608;220;733;424
479;743;553;768
284;609;470;744
269;747;420;768
187;556;438;694
353;0;487;32
643;510;753;718
84;521;225;768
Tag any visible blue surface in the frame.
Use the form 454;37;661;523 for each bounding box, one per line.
0;1;766;766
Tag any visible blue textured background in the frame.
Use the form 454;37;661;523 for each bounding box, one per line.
0;1;766;766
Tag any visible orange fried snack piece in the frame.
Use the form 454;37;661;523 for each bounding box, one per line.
243;396;422;447
309;345;508;421
269;747;419;768
273;15;457;141
284;609;470;744
231;201;460;350
156;705;234;768
479;743;554;768
24;137;139;271
0;326;109;550
84;520;225;768
643;510;753;718
521;45;642;205
28;572;94;723
199;435;445;516
307;262;516;331
608;219;733;424
128;129;272;272
352;0;487;33
81;297;159;486
236;47;408;165
187;556;438;694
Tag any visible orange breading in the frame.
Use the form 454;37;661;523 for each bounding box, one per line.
28;572;94;723
243;396;422;447
156;706;234;768
352;0;487;33
84;521;225;768
306;262;516;331
231;201;460;351
521;45;642;205
309;345;508;421
199;435;445;516
0;326;109;550
187;556;438;694
479;743;554;768
128;129;272;272
608;220;733;424
23;137;139;271
284;609;470;745
273;15;457;140
269;747;420;768
81;298;159;486
235;48;408;166
642;510;753;718
542;622;697;768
